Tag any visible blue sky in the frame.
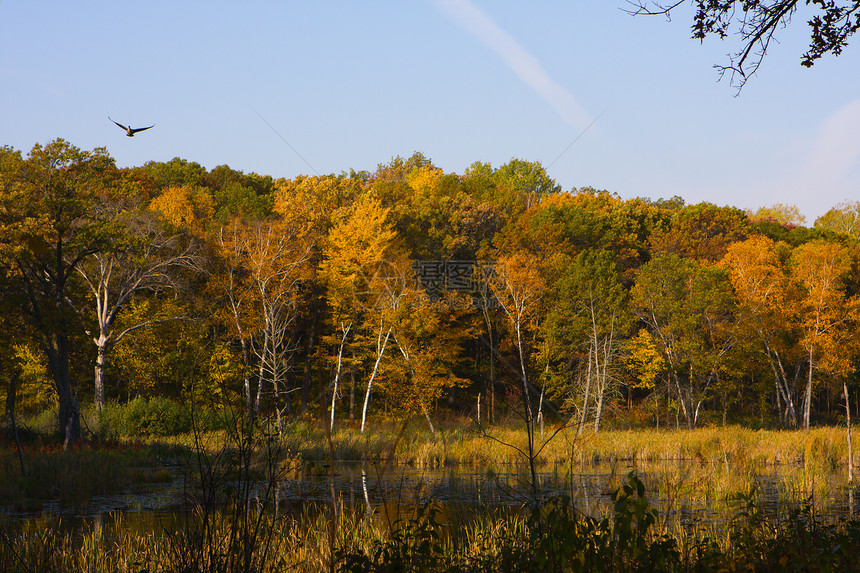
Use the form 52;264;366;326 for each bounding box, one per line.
2;1;858;222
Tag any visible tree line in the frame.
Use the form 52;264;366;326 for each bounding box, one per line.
3;139;860;442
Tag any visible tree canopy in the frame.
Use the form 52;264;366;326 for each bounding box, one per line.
3;139;860;438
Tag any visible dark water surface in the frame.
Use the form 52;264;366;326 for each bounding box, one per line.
5;460;860;534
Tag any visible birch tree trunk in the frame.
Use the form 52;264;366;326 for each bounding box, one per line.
577;350;592;437
594;339;606;434
846;381;853;483
361;326;391;433
94;337;108;411
804;348;814;430
330;322;351;431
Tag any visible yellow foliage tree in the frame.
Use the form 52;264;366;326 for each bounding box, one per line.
791;240;860;429
318;193;398;430
273;174;361;235
721;235;801;425
405;165;445;197
149;185;214;236
624;328;665;391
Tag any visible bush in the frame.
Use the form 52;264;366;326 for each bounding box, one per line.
98;397;226;438
337;473;682;572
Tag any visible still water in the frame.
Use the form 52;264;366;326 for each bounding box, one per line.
5;459;860;533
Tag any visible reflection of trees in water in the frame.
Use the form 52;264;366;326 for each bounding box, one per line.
9;461;860;537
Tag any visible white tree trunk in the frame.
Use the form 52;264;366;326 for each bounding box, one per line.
578;349;592;437
804;348;814;430
330;322;351;431
846;381;854;483
361;326;391;433
94;335;109;412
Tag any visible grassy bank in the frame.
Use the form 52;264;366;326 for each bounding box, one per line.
259;418;855;468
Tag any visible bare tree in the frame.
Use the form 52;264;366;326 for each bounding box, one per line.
215;219;313;432
77;212;201;411
487;253;545;496
245;221;312;434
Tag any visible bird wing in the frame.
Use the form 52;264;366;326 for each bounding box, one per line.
129;124;155;135
108;117;129;130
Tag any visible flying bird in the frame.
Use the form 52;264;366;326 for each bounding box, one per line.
109;117;155;137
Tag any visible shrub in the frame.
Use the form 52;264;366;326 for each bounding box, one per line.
98;397;226;438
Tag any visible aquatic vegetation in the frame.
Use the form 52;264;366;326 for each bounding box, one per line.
3;473;860;572
3;416;860;571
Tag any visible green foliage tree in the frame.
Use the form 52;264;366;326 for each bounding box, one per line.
545;249;631;433
815;200;860;238
631;253;737;428
0;140;117;441
141;157;206;188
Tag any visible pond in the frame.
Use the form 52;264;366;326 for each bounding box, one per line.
5;458;860;535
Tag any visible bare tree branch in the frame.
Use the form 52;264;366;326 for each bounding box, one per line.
624;1;859;90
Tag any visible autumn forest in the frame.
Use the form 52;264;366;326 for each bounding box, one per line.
3;138;860;442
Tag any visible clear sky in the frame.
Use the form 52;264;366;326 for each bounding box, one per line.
2;1;858;222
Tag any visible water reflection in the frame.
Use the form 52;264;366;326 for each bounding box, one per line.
4;460;860;534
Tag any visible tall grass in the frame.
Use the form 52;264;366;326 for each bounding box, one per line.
277;421;857;509
4;409;859;571
294;422;855;474
3;473;859;572
0;442;177;508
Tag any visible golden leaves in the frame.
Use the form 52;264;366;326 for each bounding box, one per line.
148;185;214;235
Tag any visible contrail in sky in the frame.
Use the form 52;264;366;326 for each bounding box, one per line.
253;108;320;176
431;0;592;130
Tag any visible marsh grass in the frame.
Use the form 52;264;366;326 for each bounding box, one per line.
0;442;179;508
3;417;854;513
4;413;860;571
271;421;858;511
2;473;860;572
280;422;853;477
279;421;853;469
